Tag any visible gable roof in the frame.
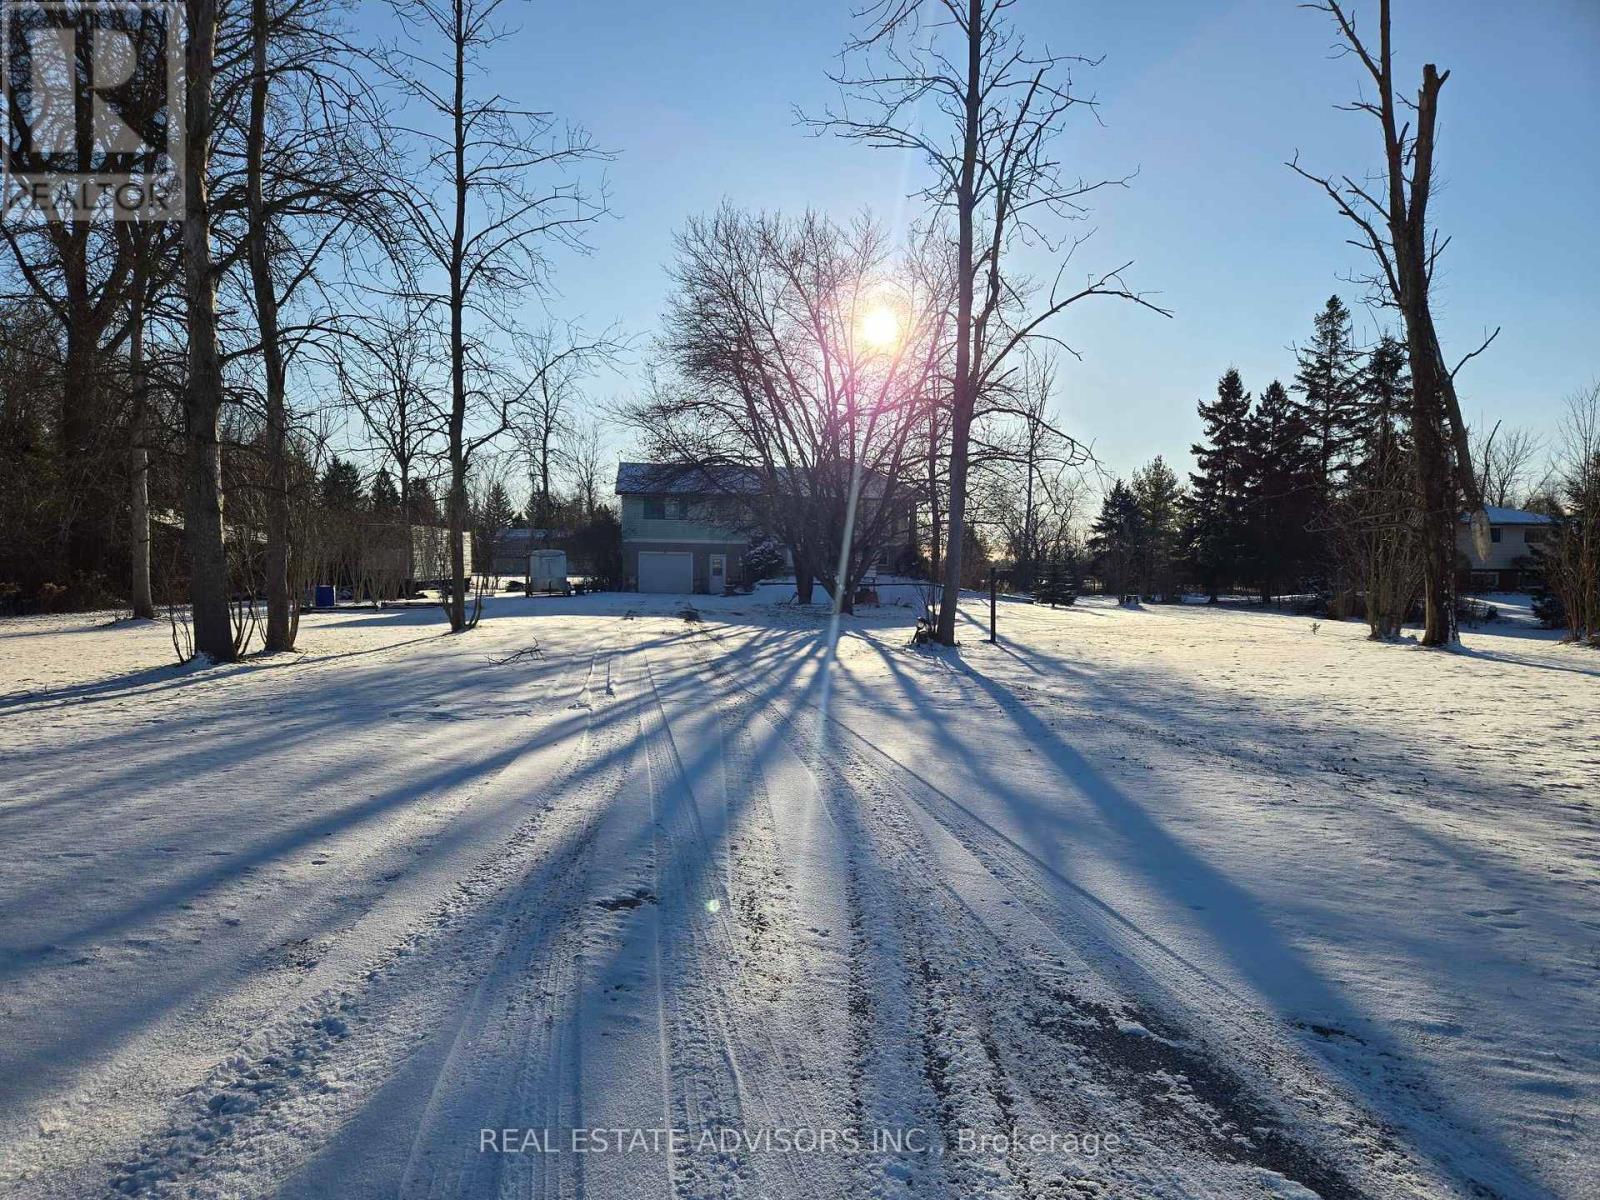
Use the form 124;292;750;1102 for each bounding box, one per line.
1461;506;1555;526
615;462;764;496
615;460;901;500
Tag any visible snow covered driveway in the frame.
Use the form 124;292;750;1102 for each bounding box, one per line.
1;594;1595;1198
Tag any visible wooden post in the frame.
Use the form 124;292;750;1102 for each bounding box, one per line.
989;567;997;643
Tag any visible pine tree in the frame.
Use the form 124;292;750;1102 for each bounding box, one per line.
319;456;365;511
1244;379;1317;602
1032;559;1060;606
1186;369;1253;601
1132;455;1185;601
474;481;518;578
407;477;440;525
371;467;401;514
1293;296;1364;495
1089;479;1146;599
1337;334;1419;637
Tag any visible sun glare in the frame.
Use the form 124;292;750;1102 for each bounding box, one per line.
860;305;901;350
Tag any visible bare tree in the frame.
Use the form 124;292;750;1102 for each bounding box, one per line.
239;0;392;650
1471;420;1544;510
1539;383;1600;644
1290;0;1496;646
512;324;621;529
0;4;178;607
814;0;1166;642
970;352;1090;589
178;0;237;659
382;0;610;632
564;415;610;520
339;307;445;585
632;208;942;611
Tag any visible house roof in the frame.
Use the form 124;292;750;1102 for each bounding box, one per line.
615;462;764;496
1461;506;1555;526
615;460;899;499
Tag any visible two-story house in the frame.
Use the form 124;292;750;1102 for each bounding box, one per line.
616;461;920;594
1456;506;1554;591
615;462;762;593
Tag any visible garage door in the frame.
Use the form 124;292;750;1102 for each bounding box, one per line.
637;551;694;593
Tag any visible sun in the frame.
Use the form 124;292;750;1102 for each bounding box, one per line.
859;304;901;351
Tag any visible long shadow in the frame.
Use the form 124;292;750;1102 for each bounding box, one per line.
841;624;1550;1199
0;631;451;714
0;678;650;1123
0;621;675;818
1456;644;1600;678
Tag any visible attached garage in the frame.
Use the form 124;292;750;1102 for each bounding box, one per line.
637;551;694;594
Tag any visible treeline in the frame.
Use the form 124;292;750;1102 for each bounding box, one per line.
1081;296;1600;643
0;1;617;654
1085;298;1412;610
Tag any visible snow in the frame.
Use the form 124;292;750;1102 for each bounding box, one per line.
1;592;1595;1198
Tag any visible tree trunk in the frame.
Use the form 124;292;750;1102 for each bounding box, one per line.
926;421;942;581
127;283;154;618
1408;355;1456;646
539;428;552;528
934;0;982;646
794;549;814;605
59;235;98;585
399;460;414;591
446;3;469;633
247;0;294;652
182;0;234;661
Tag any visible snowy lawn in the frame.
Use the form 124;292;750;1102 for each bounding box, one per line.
1;592;1595;1199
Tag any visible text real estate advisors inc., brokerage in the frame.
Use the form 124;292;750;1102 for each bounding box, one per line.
479;1124;1125;1157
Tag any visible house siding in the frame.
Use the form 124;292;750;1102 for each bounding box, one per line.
618;497;749;592
625;541;746;593
619;496;749;544
1455;516;1550;589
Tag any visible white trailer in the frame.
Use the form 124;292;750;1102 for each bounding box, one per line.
526;549;571;595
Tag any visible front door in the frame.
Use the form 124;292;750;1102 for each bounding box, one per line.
709;554;726;593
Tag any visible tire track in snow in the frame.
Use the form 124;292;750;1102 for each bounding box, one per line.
681;622;1417;1199
94;637;634;1199
650;633;863;1200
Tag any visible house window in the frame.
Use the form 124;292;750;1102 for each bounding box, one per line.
643;497;666;520
1490;527;1502;543
1524;527;1546;545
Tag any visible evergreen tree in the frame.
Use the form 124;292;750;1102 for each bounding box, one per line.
319;456;365;511
1186;369;1253;600
1244;379;1317;601
1292;296;1364;494
1032;559;1058;606
1336;334;1418;637
477;481;518;536
1132;455;1185;600
1089;479;1146;598
407;476;440;525
1036;556;1079;607
371;467;401;514
474;481;519;577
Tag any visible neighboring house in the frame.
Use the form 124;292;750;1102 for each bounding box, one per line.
1456;506;1553;591
615;463;760;593
615;461;918;594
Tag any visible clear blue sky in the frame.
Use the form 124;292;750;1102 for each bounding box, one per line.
374;0;1600;485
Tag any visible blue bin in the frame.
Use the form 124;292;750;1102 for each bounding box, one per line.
314;584;336;608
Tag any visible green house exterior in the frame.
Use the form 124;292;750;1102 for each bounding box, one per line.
617;492;752;593
615;463;774;593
